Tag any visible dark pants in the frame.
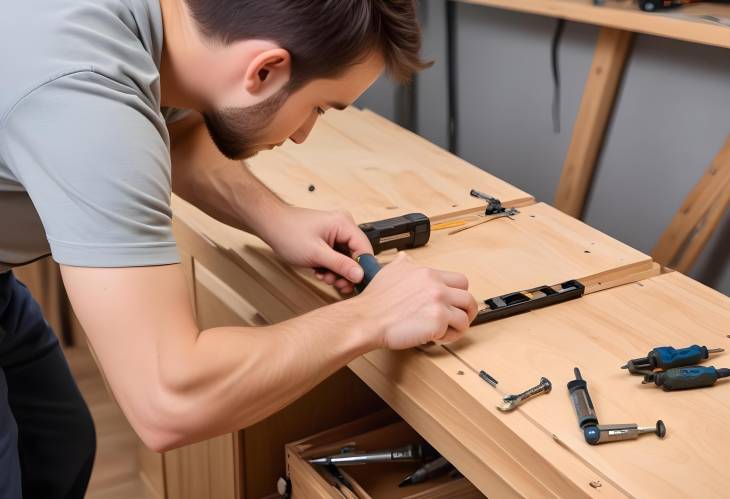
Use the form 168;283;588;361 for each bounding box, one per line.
0;271;95;499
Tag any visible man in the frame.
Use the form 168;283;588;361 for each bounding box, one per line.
0;1;477;497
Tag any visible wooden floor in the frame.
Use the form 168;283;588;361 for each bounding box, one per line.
64;346;145;499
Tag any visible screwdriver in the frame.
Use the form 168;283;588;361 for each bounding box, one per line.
584;421;666;445
355;254;381;293
621;345;724;374
568;368;665;445
567;368;598;429
642;366;730;391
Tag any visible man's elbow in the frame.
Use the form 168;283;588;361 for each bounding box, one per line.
130;384;203;453
133;404;190;453
137;426;180;454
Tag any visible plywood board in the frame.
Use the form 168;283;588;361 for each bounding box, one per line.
293;202;656;304
357;272;730;498
246;107;533;224
405;202;654;299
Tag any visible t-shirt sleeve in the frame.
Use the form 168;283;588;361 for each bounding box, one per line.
1;71;179;268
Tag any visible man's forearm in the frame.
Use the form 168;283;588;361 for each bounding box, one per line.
169;114;285;238
150;297;378;449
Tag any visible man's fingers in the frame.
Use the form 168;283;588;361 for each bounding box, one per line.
436;270;469;290
334;213;373;260
446;288;479;322
438;327;465;344
445;305;471;334
334;277;350;289
317;243;363;283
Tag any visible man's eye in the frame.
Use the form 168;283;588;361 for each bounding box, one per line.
316;107;326;116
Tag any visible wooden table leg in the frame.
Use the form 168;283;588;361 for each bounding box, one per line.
554;27;634;218
652;136;730;273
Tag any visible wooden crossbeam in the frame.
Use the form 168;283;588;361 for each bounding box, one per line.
554;27;634;218
652;136;730;273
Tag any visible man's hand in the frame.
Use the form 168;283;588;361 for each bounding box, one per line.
261;206;373;295
354;253;479;350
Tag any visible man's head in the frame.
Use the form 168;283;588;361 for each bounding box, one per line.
165;0;430;159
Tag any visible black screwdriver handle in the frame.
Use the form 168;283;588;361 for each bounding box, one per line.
651;366;730;391
355;254;381;293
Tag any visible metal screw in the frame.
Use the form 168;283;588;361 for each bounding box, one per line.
498;377;552;412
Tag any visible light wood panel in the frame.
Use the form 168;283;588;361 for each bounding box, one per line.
403;202;654;299
457;0;730;49
284;201;656;304
354;272;730;498
246;107;533;224
554;27;634;218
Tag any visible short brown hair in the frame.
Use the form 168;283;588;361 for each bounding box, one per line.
184;1;431;88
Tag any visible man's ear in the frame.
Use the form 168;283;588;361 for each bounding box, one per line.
244;48;291;96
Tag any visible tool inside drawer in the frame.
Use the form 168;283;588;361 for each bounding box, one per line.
285;411;484;499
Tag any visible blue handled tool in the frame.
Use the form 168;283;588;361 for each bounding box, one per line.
621;344;724;375
642;366;730;391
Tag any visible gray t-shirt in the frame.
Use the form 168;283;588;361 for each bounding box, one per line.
0;0;183;272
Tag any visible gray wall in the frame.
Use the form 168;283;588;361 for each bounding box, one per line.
356;1;730;295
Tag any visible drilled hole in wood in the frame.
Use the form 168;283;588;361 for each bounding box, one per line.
457;370;465;376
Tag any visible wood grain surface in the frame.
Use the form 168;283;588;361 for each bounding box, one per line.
246;107;533;224
355;272;730;498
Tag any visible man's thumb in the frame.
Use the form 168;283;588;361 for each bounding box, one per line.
320;244;364;283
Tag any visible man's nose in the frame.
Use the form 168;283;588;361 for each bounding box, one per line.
290;114;318;144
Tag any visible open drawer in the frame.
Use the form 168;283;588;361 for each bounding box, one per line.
285;411;484;499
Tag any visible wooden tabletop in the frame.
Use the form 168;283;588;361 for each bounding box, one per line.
456;0;730;49
171;108;730;497
247;107;534;223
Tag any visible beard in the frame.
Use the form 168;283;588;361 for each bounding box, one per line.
202;87;290;160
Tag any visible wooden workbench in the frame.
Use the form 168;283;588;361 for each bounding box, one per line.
143;108;730;498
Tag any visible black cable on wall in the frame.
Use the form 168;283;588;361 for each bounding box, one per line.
551;19;566;134
446;0;459;154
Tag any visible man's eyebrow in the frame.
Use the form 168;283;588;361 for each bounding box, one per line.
328;102;349;111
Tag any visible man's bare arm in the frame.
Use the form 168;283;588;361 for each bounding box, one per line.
61;256;476;452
